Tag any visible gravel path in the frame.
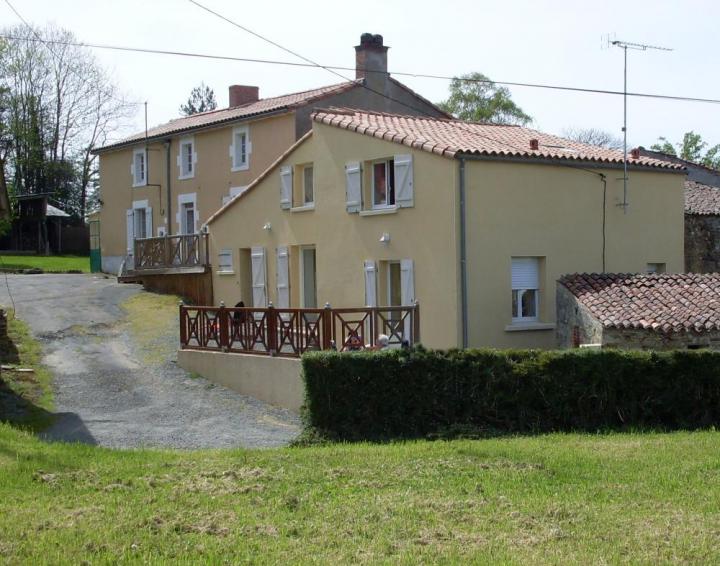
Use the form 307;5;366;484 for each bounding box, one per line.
0;274;299;448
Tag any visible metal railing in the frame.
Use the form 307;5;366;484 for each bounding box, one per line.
133;233;209;271
179;302;420;357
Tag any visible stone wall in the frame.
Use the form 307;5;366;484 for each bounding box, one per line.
555;285;604;348
602;327;720;351
685;213;720;273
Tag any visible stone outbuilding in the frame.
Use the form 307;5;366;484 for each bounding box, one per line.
556;273;720;350
639;147;720;273
684;180;720;273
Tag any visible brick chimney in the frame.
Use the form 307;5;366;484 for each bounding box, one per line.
229;85;259;107
355;33;389;89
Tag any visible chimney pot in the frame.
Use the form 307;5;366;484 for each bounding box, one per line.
355;32;389;83
229;85;259;107
529;138;539;151
630;148;640;159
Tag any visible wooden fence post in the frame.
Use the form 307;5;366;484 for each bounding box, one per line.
218;301;228;351
179;302;187;348
412;300;420;344
267;302;277;356
322;302;332;350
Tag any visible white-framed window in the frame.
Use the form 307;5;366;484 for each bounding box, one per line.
132;148;147;187
134;208;147;239
178;137;196;179
230;126;250;171
372;158;395;208
511;257;540;323
218;249;233;273
302;164;314;205
176;193;198;234
647;262;666;274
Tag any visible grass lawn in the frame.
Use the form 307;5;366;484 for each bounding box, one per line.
1;426;720;564
0;254;89;273
0;312;54;432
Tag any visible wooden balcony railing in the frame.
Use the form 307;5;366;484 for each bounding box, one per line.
133;233;209;271
179;302;420;358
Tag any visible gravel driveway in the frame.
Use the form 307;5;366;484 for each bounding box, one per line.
0;274;299;448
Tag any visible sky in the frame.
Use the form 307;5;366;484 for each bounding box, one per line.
3;0;719;149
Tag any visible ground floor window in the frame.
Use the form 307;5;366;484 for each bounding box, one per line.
511;257;541;323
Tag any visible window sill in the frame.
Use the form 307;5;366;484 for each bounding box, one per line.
217;270;235;276
231;164;249;172
505;322;556;332
359;206;398;217
132;182;147;188
178;174;195;181
290;204;315;213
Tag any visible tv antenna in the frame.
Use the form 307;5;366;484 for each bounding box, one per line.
607;37;672;212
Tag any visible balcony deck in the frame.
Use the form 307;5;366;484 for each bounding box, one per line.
129;233;209;274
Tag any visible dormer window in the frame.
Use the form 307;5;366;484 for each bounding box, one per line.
132;148;147;187
231;126;250;171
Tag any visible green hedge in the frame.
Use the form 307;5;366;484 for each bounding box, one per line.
301;347;720;440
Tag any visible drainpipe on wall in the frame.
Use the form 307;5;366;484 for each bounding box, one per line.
458;157;469;348
165;140;172;236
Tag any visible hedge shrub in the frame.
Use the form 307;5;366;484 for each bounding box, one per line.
301;347;720;440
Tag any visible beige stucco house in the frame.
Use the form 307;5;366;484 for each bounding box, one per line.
94;34;447;280
205;108;685;349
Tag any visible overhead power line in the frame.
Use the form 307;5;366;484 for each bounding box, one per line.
0;33;717;107
187;0;440;118
2;0;137;106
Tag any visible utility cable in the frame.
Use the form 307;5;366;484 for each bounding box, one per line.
187;0;442;119
2;0;139;106
0;33;718;106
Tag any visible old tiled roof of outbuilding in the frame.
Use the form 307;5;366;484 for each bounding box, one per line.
311;109;684;169
96;81;361;152
559;273;720;334
685;180;720;215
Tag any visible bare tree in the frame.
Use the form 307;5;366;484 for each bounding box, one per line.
562;127;624;150
1;25;135;218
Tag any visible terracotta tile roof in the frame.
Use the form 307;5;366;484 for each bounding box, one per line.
685;180;720;215
312;109;683;169
559;273;720;334
96;81;360;152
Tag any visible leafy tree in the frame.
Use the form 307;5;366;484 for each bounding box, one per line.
438;72;532;125
179;82;217;116
0;25;133;219
562;127;623;150
650;131;720;169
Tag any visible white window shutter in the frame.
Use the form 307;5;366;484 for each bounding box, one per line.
364;260;377;307
145;207;153;239
511;257;540;289
400;259;415;305
280;165;292;210
276;246;290;308
394;154;414;208
400;258;415;337
346;162;361;213
126;209;134;254
251;247;267;307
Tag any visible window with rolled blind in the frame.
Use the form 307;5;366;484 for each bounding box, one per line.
511;257;540;322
